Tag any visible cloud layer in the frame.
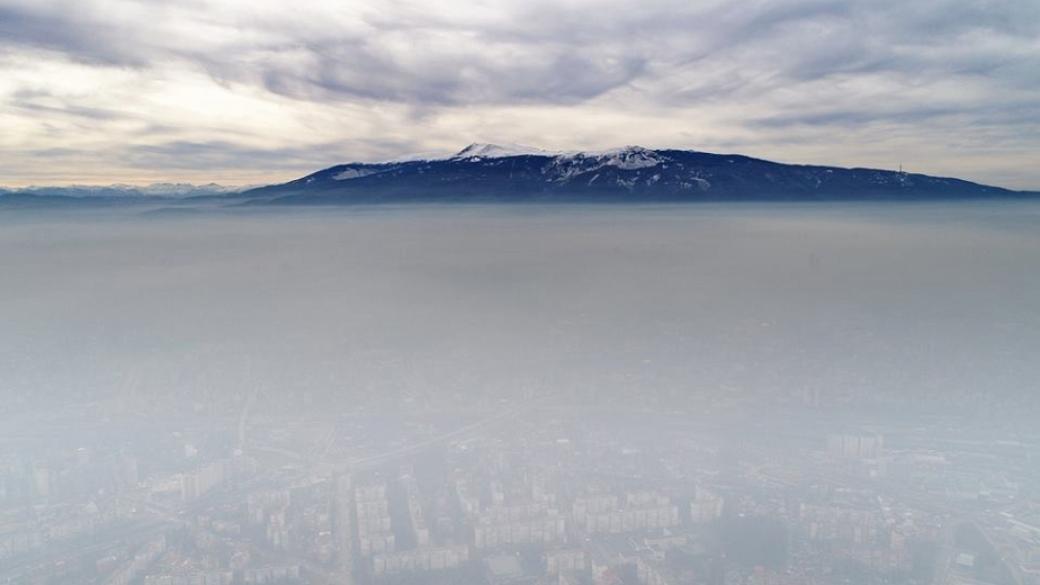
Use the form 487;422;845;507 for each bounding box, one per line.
1;0;1038;188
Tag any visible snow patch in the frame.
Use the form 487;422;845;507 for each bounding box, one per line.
581;146;663;170
453;143;554;159
544;146;665;182
333;168;379;181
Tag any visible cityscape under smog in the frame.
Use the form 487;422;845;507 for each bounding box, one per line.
2;2;1040;585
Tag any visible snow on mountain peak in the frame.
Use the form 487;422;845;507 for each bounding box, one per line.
333;167;380;181
449;143;667;172
453;143;552;159
573;146;662;170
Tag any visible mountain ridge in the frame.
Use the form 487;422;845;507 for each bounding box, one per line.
0;182;245;198
242;144;1031;205
3;145;1035;210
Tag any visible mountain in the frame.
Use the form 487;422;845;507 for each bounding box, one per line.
0;192;113;209
242;144;1027;205
1;183;244;199
0;183;249;210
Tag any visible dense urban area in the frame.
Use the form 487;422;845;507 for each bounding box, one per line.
3;391;1038;585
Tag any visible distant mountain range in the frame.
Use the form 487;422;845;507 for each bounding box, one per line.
2;145;1035;209
0;183;245;209
241;144;1032;204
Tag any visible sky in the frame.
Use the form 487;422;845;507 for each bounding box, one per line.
1;0;1038;189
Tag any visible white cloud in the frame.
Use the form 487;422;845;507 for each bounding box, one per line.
0;0;1037;189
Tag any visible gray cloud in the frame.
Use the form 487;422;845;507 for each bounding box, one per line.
0;0;1038;187
0;2;151;66
9;88;130;120
2;139;420;179
3;0;1037;105
121;138;420;171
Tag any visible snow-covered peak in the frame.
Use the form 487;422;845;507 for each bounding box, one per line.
567;146;662;170
453;143;553;159
585;145;652;156
449;144;667;171
134;182;246;195
333;167;380;181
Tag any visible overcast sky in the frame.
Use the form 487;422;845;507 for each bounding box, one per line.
1;0;1038;189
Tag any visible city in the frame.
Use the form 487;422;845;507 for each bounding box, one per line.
3;0;1040;584
3;392;1038;585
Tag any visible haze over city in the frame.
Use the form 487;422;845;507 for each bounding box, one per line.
2;2;1040;585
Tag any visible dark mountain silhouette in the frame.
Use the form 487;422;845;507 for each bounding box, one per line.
241;144;1029;204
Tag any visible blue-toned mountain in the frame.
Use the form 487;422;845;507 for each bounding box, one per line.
243;144;1026;204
